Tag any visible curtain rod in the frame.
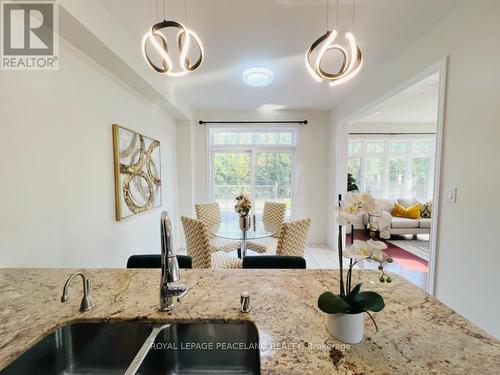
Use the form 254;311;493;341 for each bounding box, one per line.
198;120;308;125
349;132;436;135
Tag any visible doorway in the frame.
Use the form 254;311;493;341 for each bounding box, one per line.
335;59;446;294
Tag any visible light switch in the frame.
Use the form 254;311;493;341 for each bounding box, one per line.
446;187;457;203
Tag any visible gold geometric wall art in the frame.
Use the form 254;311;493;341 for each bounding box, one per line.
112;124;161;221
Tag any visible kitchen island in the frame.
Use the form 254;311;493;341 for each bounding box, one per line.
0;268;498;374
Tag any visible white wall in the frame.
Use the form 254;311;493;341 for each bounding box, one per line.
183;109;330;244
0;38;179;268
329;0;500;338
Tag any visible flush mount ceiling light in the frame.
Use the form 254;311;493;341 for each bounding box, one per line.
306;0;362;87
242;67;274;87
142;0;203;77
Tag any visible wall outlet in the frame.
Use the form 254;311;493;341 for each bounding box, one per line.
446;186;457;203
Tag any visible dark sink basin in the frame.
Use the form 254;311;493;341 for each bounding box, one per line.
135;322;260;375
1;321;260;375
0;322;153;375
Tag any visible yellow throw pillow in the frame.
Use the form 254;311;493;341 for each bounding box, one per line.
392;203;421;219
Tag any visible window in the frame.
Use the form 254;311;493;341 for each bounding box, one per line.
209;127;296;221
347;135;435;201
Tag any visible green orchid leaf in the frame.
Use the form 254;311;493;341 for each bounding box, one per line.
318;291;350;314
349;283;363;298
352;291;385;312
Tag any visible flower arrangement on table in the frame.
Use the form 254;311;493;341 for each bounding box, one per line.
234;193;252;217
318;193;394;342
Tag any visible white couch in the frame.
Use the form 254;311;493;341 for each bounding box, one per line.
365;198;431;236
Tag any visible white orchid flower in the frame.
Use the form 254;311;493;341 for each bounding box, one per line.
380;230;391;239
360;193;377;214
337;194;364;225
343;240;372;259
366;239;390;262
367;239;388;250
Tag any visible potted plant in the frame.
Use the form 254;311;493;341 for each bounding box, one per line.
235;193;252;230
318;193;393;344
347;173;359;192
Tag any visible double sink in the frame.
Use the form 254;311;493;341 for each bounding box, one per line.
1;321;260;374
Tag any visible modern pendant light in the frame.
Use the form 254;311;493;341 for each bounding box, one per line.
142;0;204;77
306;0;362;86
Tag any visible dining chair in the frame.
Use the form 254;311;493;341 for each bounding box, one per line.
246;201;287;254
194;202;241;252
275;218;311;257
126;254;192;269
242;255;306;269
181;216;242;269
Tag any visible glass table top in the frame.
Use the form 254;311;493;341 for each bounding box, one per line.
210;221;278;241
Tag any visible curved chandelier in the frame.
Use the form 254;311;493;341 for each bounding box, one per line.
305;0;362;86
142;1;203;77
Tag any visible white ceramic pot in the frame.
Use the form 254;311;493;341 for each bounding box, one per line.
326;312;364;344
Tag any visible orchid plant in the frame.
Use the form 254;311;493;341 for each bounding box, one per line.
318;193;394;331
234;193;252;217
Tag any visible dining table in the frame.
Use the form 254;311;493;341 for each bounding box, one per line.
210;219;278;258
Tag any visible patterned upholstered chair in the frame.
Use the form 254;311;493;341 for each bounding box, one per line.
246;202;287;254
181;216;242;269
274;218;311;257
195;202;241;252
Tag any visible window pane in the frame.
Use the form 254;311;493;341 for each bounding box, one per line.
212;130;296;146
365;158;385;198
239;132;251;145
366;142;384;153
388;142;407;153
213;152;251;222
225;132;238;144
348;142;362;155
412;141;432;153
279;132;292;145
213;132;226;145
255;152;293;218
388;158;406;198
252;133;267;145
265;133;278;144
411;158;431;202
347;158;361;191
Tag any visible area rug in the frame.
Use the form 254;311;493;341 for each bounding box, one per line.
387;239;430;261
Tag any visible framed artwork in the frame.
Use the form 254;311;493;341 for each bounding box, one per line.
112;124;161;221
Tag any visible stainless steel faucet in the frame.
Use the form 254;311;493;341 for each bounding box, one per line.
159;211;188;311
61;272;96;312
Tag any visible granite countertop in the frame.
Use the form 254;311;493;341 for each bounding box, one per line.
0;268;499;374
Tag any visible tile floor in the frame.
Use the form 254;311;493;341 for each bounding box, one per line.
304;244;340;269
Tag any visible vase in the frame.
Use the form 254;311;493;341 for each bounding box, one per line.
326;312;364;344
239;215;251;231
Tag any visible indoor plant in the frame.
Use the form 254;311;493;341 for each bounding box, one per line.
318;193;393;344
235;193;252;230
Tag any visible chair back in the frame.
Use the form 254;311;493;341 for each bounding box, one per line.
276;218;311;257
242;255;306;269
126;254;192;269
181;216;212;269
195;202;221;229
262;201;287;237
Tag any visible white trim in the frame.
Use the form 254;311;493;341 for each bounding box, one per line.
427;58;447;296
334;58;448;296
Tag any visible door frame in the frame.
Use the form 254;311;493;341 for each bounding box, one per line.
334;57;447;295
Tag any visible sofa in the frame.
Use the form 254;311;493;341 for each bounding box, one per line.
363;198;431;237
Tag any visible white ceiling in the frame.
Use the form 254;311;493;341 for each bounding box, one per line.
100;0;457;111
351;72;440;123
